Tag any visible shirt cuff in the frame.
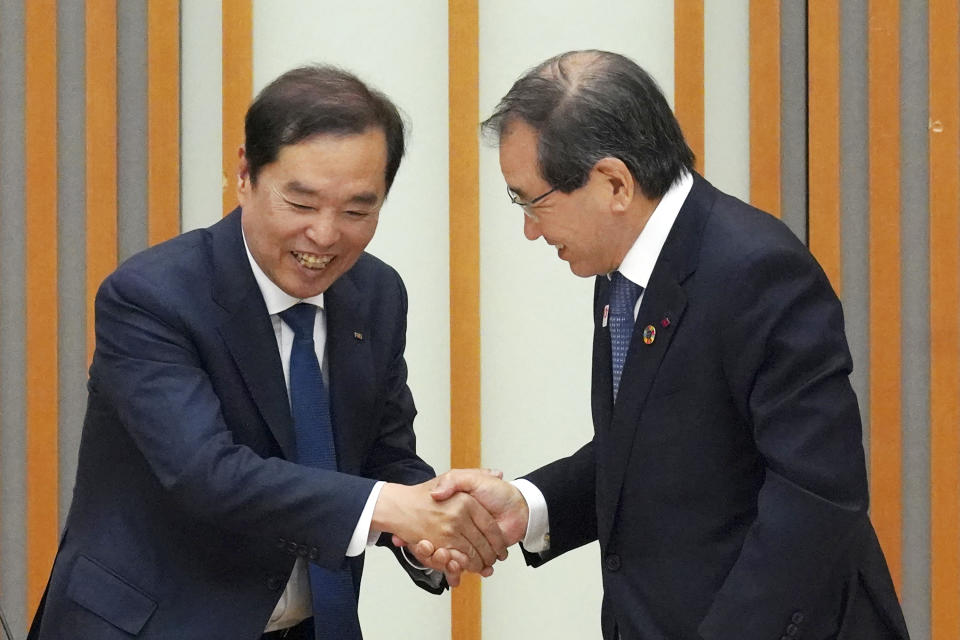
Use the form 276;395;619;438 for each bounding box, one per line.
346;481;385;557
510;478;550;553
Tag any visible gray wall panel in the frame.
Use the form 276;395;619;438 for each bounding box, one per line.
0;0;28;633
840;0;870;458
57;0;88;526
780;0;808;242
899;1;930;636
117;0;148;262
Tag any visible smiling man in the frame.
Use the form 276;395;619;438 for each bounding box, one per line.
27;65;506;640
425;50;910;640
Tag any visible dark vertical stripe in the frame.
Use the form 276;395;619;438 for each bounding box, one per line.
749;0;781;217
867;0;903;593
779;0;808;241
221;0;251;216
807;0;842;294
899;0;930;634
147;0;180;244
117;0;148;262
57;0;87;526
674;0;705;174
839;0;870;463
24;0;59;617
0;0;27;633
449;0;481;637
928;0;960;636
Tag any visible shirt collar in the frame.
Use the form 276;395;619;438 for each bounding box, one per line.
614;171;693;287
242;231;325;315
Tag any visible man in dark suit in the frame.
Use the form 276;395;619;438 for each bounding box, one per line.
421;50;910;639
28;65;505;640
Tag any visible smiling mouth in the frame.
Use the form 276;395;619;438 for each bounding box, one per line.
292;250;334;270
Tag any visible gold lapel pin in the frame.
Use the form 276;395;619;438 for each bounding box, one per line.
642;325;656;345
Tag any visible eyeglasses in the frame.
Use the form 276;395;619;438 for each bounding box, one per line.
507;186;557;218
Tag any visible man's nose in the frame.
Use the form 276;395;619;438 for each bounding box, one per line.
523;213;542;241
306;212;340;246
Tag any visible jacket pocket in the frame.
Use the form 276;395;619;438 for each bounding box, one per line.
65;555;158;635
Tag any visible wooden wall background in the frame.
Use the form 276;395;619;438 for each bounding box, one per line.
0;1;956;638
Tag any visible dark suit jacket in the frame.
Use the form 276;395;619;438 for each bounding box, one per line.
523;175;910;640
29;209;438;640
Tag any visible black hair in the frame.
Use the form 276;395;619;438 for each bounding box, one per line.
482;50;694;200
244;65;405;191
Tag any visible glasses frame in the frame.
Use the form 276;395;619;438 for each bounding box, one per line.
507;186;557;218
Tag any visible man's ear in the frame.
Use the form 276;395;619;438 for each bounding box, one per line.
593;157;634;214
236;145;251;202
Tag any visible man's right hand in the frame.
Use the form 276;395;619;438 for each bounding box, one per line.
397;469;530;583
372;478;508;579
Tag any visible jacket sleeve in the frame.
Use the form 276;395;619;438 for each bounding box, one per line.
520;439;599;566
698;241;870;639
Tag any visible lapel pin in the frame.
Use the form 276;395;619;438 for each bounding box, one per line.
602;304;609;328
353;331;364;341
642;325;656;345
661;315;671;328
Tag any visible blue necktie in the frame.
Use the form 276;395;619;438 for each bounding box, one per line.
609;272;643;401
280;303;362;640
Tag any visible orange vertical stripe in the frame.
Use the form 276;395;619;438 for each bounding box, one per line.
222;0;252;216
867;0;902;593
929;0;960;637
86;0;118;363
449;1;481;638
147;0;180;245
674;0;704;174
748;0;781;218
807;0;842;294
24;0;59;617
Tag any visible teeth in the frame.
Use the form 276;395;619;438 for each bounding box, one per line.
292;251;334;270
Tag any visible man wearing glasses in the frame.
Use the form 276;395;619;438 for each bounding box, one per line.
418;50;910;640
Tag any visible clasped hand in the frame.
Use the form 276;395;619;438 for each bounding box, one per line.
374;469;529;587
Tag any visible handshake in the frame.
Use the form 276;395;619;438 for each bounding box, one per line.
372;469;530;586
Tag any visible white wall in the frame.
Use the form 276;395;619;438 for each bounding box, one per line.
180;0;223;231
478;3;675;638
704;0;750;201
251;3;453;638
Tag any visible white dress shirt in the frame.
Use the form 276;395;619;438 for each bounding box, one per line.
241;236;384;632
516;172;694;553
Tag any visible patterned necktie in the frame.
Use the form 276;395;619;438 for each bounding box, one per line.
279;303;362;640
609;272;643;401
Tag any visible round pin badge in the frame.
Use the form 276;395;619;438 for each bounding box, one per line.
642;325;656;344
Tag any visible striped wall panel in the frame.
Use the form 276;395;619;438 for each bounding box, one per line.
24;0;60;617
0;2;954;638
928;1;960;637
675;0;705;173
449;1;482;637
221;0;252;216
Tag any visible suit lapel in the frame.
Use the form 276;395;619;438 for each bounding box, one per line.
596;175;714;547
212;209;297;459
323;270;376;475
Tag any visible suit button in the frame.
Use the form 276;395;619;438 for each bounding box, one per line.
266;576;284;591
791;611;804;624
604;554;621;571
309;548;319;561
286;541;298;555
297;545;309;557
786;623;799;636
